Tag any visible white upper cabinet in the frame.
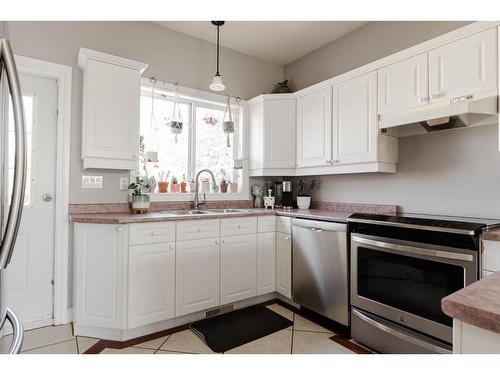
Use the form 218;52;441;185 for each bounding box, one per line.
332;71;378;164
248;95;296;175
378;53;429;114
78;48;148;170
296;86;332;168
429;29;497;103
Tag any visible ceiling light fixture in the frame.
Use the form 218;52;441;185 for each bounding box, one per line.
209;21;225;92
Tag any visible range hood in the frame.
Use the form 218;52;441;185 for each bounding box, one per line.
379;93;498;137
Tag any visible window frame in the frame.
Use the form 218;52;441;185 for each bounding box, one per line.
138;78;249;202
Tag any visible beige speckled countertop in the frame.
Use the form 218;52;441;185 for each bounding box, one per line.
482;228;500;241
442;272;500;334
69;208;354;224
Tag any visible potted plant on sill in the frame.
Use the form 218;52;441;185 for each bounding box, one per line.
129;176;151;213
228;178;238;193
180;174;187;193
200;177;210;193
296;178;320;209
157;170;170;193
188;177;196;193
170;176;179;193
219;169;228;193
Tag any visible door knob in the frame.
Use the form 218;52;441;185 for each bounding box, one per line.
42;193;53;202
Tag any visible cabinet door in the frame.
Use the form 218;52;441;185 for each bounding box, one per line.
257;232;276;295
176;238;220;316
296;86;332;167
82;59;140;165
332;71;378;164
264;99;296;168
429;28;497;103
220;234;258;304
276;232;292;299
378;53;429;114
74;224;127;329
128;242;175;328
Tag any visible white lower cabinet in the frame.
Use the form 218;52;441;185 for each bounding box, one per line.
175;238;220;316
128;242;176;328
220;234;258;304
276;232;292;299
74;223;128;329
257;232;276;295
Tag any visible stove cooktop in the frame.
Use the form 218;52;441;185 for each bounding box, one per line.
347;212;500;236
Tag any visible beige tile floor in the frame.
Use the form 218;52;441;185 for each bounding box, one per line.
0;304;356;354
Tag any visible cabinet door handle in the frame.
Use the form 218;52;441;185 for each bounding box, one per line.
214;240;220;245
419;96;428;103
238;224;242;229
284;236;290;241
117;227;124;232
150;231;157;236
196;228;201;233
169;245;175;250
131;153;138;159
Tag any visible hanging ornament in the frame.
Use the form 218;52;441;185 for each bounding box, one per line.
203;115;218;126
168;83;183;143
222;96;235;147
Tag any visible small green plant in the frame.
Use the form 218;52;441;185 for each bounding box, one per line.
171;175;178;184
128;176;151;196
219;168;227;183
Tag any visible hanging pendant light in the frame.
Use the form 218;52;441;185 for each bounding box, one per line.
210;21;226;92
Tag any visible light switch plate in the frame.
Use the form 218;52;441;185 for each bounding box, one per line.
82;175;103;189
120;177;130;190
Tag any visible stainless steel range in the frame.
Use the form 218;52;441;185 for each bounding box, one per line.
347;213;500;354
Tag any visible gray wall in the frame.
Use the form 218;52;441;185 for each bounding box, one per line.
281;21;500;218
7;21;284;203
285;21;472;91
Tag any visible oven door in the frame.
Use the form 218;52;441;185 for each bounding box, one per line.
351;233;478;343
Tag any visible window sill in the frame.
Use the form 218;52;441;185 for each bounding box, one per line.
148;192;249;202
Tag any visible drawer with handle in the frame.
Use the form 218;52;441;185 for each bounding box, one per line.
221;217;257;236
177;219;220;241
129;222;176;245
258;215;276;233
277;216;292;234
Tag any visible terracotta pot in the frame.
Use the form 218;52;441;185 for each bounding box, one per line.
180;182;187;193
170;183;179;193
158;181;169;193
220;182;228;193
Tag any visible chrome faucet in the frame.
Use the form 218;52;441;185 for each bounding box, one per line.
194;169;218;209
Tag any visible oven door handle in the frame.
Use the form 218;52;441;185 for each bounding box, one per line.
352;309;451;354
352;235;474;262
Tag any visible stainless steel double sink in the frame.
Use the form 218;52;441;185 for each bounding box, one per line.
158;208;252;216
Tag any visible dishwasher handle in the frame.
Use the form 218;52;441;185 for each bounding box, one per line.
292;218;347;232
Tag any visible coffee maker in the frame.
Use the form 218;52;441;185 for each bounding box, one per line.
282;181;293;209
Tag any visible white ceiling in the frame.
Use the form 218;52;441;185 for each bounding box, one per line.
154;21;369;65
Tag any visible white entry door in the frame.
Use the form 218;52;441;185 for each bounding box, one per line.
2;73;58;330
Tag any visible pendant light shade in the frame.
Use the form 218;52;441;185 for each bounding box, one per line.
210;21;225;92
210;73;225;91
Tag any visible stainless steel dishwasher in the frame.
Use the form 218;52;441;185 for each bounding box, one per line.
292;218;348;325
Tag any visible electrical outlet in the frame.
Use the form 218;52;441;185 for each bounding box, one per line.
82;175;103;189
120;177;130;190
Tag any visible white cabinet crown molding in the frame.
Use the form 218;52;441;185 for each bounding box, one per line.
78;47;148;72
292;21;500;99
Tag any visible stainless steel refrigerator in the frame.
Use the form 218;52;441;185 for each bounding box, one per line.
0;28;27;354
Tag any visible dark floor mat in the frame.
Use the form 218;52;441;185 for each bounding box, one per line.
190;304;293;353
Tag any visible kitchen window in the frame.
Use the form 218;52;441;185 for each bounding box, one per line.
139;81;246;201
